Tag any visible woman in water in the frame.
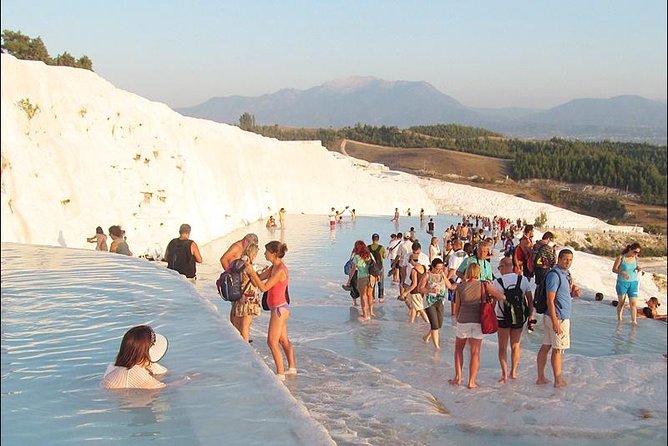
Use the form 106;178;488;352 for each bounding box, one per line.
612;243;642;324
449;263;505;389
419;258;457;350
231;243;262;342
109;225;132;256
345;240;376;320
245;241;296;380
101;325;170;389
87;226;108;251
428;236;442;263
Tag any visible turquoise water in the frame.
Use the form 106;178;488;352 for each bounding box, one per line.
2;214;667;445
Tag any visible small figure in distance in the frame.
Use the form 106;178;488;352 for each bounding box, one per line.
351;209;356;221
595;292;604;301
407;208;412;217
164;223;203;279
109;225;133;256
266;215;277;229
427;218;435;235
87;226;108;251
419;208;425;221
278;208;286;228
101;325;176;390
329;207;337;229
637;297;666;320
391;208;400;223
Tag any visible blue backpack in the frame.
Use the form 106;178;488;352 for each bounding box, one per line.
216;259;249;301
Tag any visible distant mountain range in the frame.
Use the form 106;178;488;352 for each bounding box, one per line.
176;76;667;144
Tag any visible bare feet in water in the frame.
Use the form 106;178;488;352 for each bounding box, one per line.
448;378;461;386
536;377;550;385
554;379;568;388
498;376;507;384
467;382;478;389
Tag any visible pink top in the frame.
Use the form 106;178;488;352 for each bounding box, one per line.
267;264;289;308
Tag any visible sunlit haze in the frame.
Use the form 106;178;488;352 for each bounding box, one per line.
1;0;666;109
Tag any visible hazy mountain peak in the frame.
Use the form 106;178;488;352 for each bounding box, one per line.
321;76;384;91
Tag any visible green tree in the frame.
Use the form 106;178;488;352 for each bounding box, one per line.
53;51;76;67
2;29;94;71
1;30;51;63
76;55;93;70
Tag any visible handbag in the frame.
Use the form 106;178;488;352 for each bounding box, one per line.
480;282;498;334
262;286;290;311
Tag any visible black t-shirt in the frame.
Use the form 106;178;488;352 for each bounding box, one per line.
166;238;196;278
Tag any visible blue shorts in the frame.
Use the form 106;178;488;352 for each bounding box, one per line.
616;281;639;299
448;289;456;302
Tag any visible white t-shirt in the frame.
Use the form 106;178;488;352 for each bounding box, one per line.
397;240;413;267
492;273;531;319
447;250;468;279
429;244;442;262
388;239;402;261
101;362;167;390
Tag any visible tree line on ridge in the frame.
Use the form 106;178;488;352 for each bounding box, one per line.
1;30;93;71
241;118;667;206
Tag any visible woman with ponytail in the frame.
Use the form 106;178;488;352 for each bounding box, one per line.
245;240;296;381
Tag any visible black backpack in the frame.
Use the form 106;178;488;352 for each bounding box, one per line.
533;269;561;314
497;275;529;326
367;245;383;277
216;259;249;301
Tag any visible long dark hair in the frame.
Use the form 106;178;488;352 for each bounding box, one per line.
114;325;153;369
621;242;641;255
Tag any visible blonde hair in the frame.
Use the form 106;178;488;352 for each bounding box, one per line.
464;262;481;280
243;243;259;261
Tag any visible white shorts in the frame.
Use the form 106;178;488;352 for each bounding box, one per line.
542;317;570;350
409;293;425;311
455;322;484;340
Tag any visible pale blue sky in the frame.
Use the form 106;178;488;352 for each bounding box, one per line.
2;0;666;109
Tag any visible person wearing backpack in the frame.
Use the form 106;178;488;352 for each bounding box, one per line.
345;240;376;320
368;233;386;303
220;233;259;324
165;224;203;279
493;257;533;383
513;225;535;280
230;243;261;342
536;249;581;388
532;232;557;286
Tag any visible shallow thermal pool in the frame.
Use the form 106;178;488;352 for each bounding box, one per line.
2;214;666;445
